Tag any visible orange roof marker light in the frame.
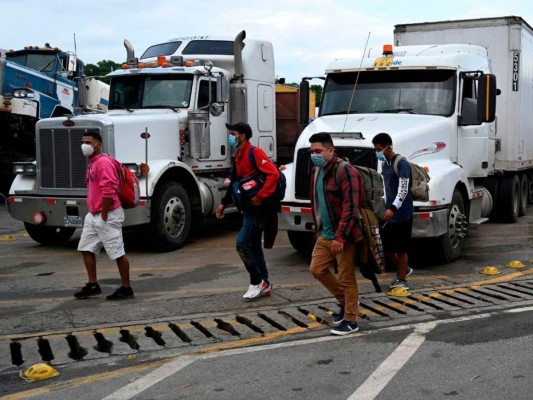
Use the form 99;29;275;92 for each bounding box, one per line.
383;44;393;56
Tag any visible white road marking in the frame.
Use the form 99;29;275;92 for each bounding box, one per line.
346;322;437;400
505;305;533;313
101;311;496;400
102;356;196;400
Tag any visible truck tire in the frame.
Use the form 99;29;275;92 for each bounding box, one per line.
518;173;528;216
24;223;76;245
435;189;467;263
528;173;533;205
147;181;191;252
287;231;314;256
497;174;520;223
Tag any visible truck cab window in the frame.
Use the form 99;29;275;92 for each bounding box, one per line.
109;75;193;110
197;80;218;109
320;69;455;117
460;76;480;125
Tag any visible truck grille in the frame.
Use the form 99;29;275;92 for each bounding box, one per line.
39;128;93;189
294;147;378;199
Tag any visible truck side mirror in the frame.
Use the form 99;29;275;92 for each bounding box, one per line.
299;79;310;125
216;75;229;103
67;54;77;73
209;75;227;117
476;74;497;123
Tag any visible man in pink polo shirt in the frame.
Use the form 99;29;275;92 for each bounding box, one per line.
74;132;134;300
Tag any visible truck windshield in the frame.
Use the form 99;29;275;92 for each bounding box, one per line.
109;75;194;110
320;70;455;117
7;53;58;72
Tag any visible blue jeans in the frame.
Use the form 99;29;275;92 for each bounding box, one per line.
236;207;268;285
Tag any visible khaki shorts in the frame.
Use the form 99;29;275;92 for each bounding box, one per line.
77;207;125;260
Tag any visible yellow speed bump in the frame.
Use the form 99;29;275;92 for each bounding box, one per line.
387;287;410;297
20;363;59;382
480;266;501;275
506;260;525;268
0;235;14;242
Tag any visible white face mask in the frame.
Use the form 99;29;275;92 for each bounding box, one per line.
81;143;94;157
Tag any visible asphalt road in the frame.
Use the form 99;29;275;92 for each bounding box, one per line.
0;205;532;399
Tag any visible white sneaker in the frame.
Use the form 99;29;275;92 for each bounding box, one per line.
243;283;262;299
259;280;273;297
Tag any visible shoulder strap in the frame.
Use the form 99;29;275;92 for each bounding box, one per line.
392;155;406;176
248;146;257;170
335;160;349;187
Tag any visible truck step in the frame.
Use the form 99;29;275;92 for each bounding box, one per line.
469;217;489;227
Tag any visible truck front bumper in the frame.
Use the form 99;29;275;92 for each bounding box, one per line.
279;204;449;238
8;195;151;227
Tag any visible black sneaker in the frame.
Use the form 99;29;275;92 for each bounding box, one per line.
106;286;135;301
332;305;345;327
330;320;359;336
74;283;102;299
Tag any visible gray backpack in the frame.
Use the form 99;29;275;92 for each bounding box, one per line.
338;160;385;221
393;156;430;201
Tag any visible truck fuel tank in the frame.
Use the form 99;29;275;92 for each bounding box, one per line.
188;110;211;158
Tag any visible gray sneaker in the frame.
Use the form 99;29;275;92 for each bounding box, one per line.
390;278;409;290
393;266;413;283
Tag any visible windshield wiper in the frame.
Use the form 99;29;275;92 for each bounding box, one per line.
111;105;134;112
375;108;417;114
143;105;180;112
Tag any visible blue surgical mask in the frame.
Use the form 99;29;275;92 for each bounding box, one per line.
311;154;328;168
376;146;389;161
375;151;386;162
228;135;237;148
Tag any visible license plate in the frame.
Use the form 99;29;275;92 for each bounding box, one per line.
64;216;83;228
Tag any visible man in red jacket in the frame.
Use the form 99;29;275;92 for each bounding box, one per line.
74;132;134;301
216;122;280;299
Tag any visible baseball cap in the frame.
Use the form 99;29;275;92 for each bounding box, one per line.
225;122;252;139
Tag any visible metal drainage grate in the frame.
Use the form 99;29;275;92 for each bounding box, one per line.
3;279;533;369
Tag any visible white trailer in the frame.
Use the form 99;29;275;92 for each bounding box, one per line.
279;16;532;262
394;16;533;216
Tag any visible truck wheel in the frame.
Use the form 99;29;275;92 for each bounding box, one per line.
287;231;314;256
497;174;520;222
528;173;533;205
24;223;76;245
436;190;467;263
148;182;191;252
518;173;528;216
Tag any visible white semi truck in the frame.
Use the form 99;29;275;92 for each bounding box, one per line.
7;31;277;251
279;16;533;262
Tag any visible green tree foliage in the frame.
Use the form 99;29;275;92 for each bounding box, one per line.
84;60;121;83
